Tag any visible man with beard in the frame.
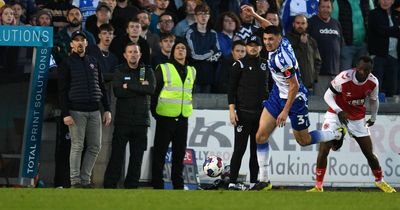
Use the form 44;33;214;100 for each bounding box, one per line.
227;35;269;190
57;31;112;188
286;14;321;92
137;10;160;55
53;6;96;64
103;42;155;189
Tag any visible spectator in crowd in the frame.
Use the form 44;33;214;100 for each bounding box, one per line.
71;0;100;25
131;0;155;11
286;14;321;92
174;0;200;38
157;12;175;35
186;3;221;93
368;0;400;97
234;4;259;41
249;0;280;13
0;5;18;74
57;31;112;188
103;42;155;189
227;36;269;191
42;0;73;31
255;0;270;26
112;0;139;37
151;40;196;190
332;0;373;70
85;0;117;37
215;11;241;58
11;2;25;25
5;0;36;22
137;10;160;55
110;18;151;65
308;0;343;96
36;9;52;26
216;40;246;93
265;10;281;28
86;2;112;44
53;6;96;64
281;0;319;33
87;23;119;74
149;0;170;34
151;33;176;69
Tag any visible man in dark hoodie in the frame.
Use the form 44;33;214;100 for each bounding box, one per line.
151;40;196;189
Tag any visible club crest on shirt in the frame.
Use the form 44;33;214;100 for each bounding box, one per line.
237;125;243;133
260;63;266;71
89;63;95;69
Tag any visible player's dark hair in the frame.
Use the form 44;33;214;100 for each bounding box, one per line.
263;25;282;36
232;40;246;50
358;56;373;65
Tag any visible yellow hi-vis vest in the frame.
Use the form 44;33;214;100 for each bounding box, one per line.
156;63;196;117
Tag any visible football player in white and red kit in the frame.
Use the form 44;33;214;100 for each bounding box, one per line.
307;56;396;193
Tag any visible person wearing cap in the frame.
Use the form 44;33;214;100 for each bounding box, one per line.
85;2;112;44
53;6;96;64
57;30;112;188
227;34;269;190
151;40;196;189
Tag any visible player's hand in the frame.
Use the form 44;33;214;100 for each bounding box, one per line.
276;110;288;127
141;80;149;85
63;116;74;126
337;111;348;126
103;111;112;127
365;119;375;127
229;110;239;126
123;83;128;89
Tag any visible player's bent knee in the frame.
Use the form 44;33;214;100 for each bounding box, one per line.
296;139;309;147
256;132;268;144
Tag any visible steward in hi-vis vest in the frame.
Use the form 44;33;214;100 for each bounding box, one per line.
151;40;196;190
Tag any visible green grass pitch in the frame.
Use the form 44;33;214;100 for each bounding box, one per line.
0;188;398;210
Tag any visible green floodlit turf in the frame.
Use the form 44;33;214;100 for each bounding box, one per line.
0;189;398;210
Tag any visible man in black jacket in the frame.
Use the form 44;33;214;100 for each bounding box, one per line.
58;30;112;188
368;0;400;97
227;35;269;190
103;42;155;189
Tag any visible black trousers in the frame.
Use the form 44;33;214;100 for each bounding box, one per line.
54;116;71;188
103;125;148;189
152;116;188;189
229;110;260;183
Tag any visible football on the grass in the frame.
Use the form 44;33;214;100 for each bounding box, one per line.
203;156;224;177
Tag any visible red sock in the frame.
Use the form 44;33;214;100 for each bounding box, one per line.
315;168;326;188
372;168;382;182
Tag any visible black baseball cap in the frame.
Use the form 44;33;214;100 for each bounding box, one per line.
96;2;111;12
246;35;262;46
71;30;87;40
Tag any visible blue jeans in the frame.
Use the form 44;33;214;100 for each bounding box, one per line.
373;56;398;97
340;44;368;70
69;110;102;185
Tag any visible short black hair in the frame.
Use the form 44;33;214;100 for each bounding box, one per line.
358;55;373;64
232;40;246;50
124;42;141;53
263;25;282;36
67;6;81;16
126;17;141;29
159;32;175;41
99;23;114;32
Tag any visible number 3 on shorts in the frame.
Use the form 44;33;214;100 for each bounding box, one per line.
297;114;308;125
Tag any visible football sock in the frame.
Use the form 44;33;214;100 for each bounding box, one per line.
309;130;337;144
372;167;383;182
315;168;326;188
257;143;270;182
